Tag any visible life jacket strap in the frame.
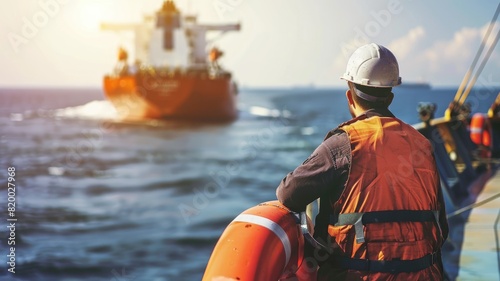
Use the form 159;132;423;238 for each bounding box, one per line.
335;251;440;273
330;210;439;244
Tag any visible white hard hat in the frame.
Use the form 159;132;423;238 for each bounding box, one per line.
341;43;401;88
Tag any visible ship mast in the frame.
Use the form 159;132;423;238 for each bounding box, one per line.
156;0;240;68
101;0;240;69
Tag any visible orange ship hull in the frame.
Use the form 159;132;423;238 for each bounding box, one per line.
103;71;238;122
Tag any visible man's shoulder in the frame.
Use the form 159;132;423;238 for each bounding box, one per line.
398;118;427;135
392;118;434;148
323;127;348;141
322;129;350;152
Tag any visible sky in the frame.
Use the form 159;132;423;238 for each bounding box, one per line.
1;0;500;88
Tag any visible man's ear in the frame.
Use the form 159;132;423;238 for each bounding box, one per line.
346;89;355;108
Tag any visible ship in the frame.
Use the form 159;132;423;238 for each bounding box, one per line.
101;0;240;122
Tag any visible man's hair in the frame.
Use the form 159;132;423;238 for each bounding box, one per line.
349;82;393;109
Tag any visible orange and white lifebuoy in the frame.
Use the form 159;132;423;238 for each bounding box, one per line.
470;113;492;158
202;201;317;281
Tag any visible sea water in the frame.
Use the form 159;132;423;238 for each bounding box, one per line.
0;86;498;280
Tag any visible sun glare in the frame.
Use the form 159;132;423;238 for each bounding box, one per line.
75;2;109;32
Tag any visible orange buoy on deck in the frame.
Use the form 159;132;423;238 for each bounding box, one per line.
202;201;317;281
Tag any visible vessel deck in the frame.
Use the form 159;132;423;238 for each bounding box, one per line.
444;165;500;280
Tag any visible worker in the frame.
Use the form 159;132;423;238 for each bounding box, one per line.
117;46;128;62
209;47;223;71
114;47;129;76
276;43;449;280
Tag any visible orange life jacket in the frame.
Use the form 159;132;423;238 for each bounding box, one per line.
325;114;445;280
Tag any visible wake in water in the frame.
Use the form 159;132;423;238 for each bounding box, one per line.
10;100;119;122
54;100;118;120
12;99;295;125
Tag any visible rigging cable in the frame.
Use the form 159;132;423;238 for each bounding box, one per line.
453;2;500;105
459;24;500;105
446;192;500;219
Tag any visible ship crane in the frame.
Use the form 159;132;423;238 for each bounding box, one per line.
184;22;241;67
101;0;240;70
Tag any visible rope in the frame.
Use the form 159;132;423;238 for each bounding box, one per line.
459;26;500;105
453;2;500;105
446;192;500;219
